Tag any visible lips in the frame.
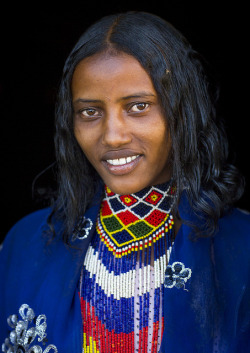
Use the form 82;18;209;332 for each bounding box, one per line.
101;151;142;175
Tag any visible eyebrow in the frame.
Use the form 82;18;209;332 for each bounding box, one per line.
73;91;156;105
73;98;101;104
118;92;156;101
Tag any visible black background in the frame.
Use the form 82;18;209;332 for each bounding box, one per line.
0;2;248;242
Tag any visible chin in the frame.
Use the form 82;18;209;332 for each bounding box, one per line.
104;176;167;195
104;179;148;195
101;171;171;196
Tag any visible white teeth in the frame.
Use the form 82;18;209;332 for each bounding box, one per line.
107;155;139;166
119;158;126;165
127;155;139;163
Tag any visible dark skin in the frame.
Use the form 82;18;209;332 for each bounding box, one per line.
72;50;181;236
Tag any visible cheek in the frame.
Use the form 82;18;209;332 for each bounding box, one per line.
149;124;170;152
74;126;91;156
74;129;102;172
74;126;83;147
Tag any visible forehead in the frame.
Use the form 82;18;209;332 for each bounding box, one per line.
71;51;157;98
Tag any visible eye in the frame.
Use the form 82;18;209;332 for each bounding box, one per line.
129;102;149;113
80;108;100;118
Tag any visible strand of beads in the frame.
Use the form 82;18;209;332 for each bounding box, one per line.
80;199;176;353
142;239;149;353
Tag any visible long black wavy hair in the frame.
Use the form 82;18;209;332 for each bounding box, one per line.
48;11;244;242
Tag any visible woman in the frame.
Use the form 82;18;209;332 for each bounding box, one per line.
1;11;249;353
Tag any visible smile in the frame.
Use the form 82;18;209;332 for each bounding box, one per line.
106;155;139;166
103;154;142;176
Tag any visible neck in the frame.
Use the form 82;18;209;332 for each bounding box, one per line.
105;181;182;239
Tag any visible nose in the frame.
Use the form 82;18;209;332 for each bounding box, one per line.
101;111;132;147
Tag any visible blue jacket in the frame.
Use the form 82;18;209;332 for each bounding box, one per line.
1;192;250;352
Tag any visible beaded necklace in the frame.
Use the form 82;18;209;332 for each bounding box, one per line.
79;181;176;353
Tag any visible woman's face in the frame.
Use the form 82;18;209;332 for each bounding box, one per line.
72;51;172;195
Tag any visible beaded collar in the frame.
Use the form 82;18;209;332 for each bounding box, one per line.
79;181;177;353
97;181;177;258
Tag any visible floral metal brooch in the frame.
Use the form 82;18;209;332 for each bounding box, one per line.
164;261;192;291
72;216;93;241
2;304;58;353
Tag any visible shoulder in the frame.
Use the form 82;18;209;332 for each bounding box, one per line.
0;207;53;255
214;208;250;276
225;207;250;222
218;207;250;241
8;207;51;232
